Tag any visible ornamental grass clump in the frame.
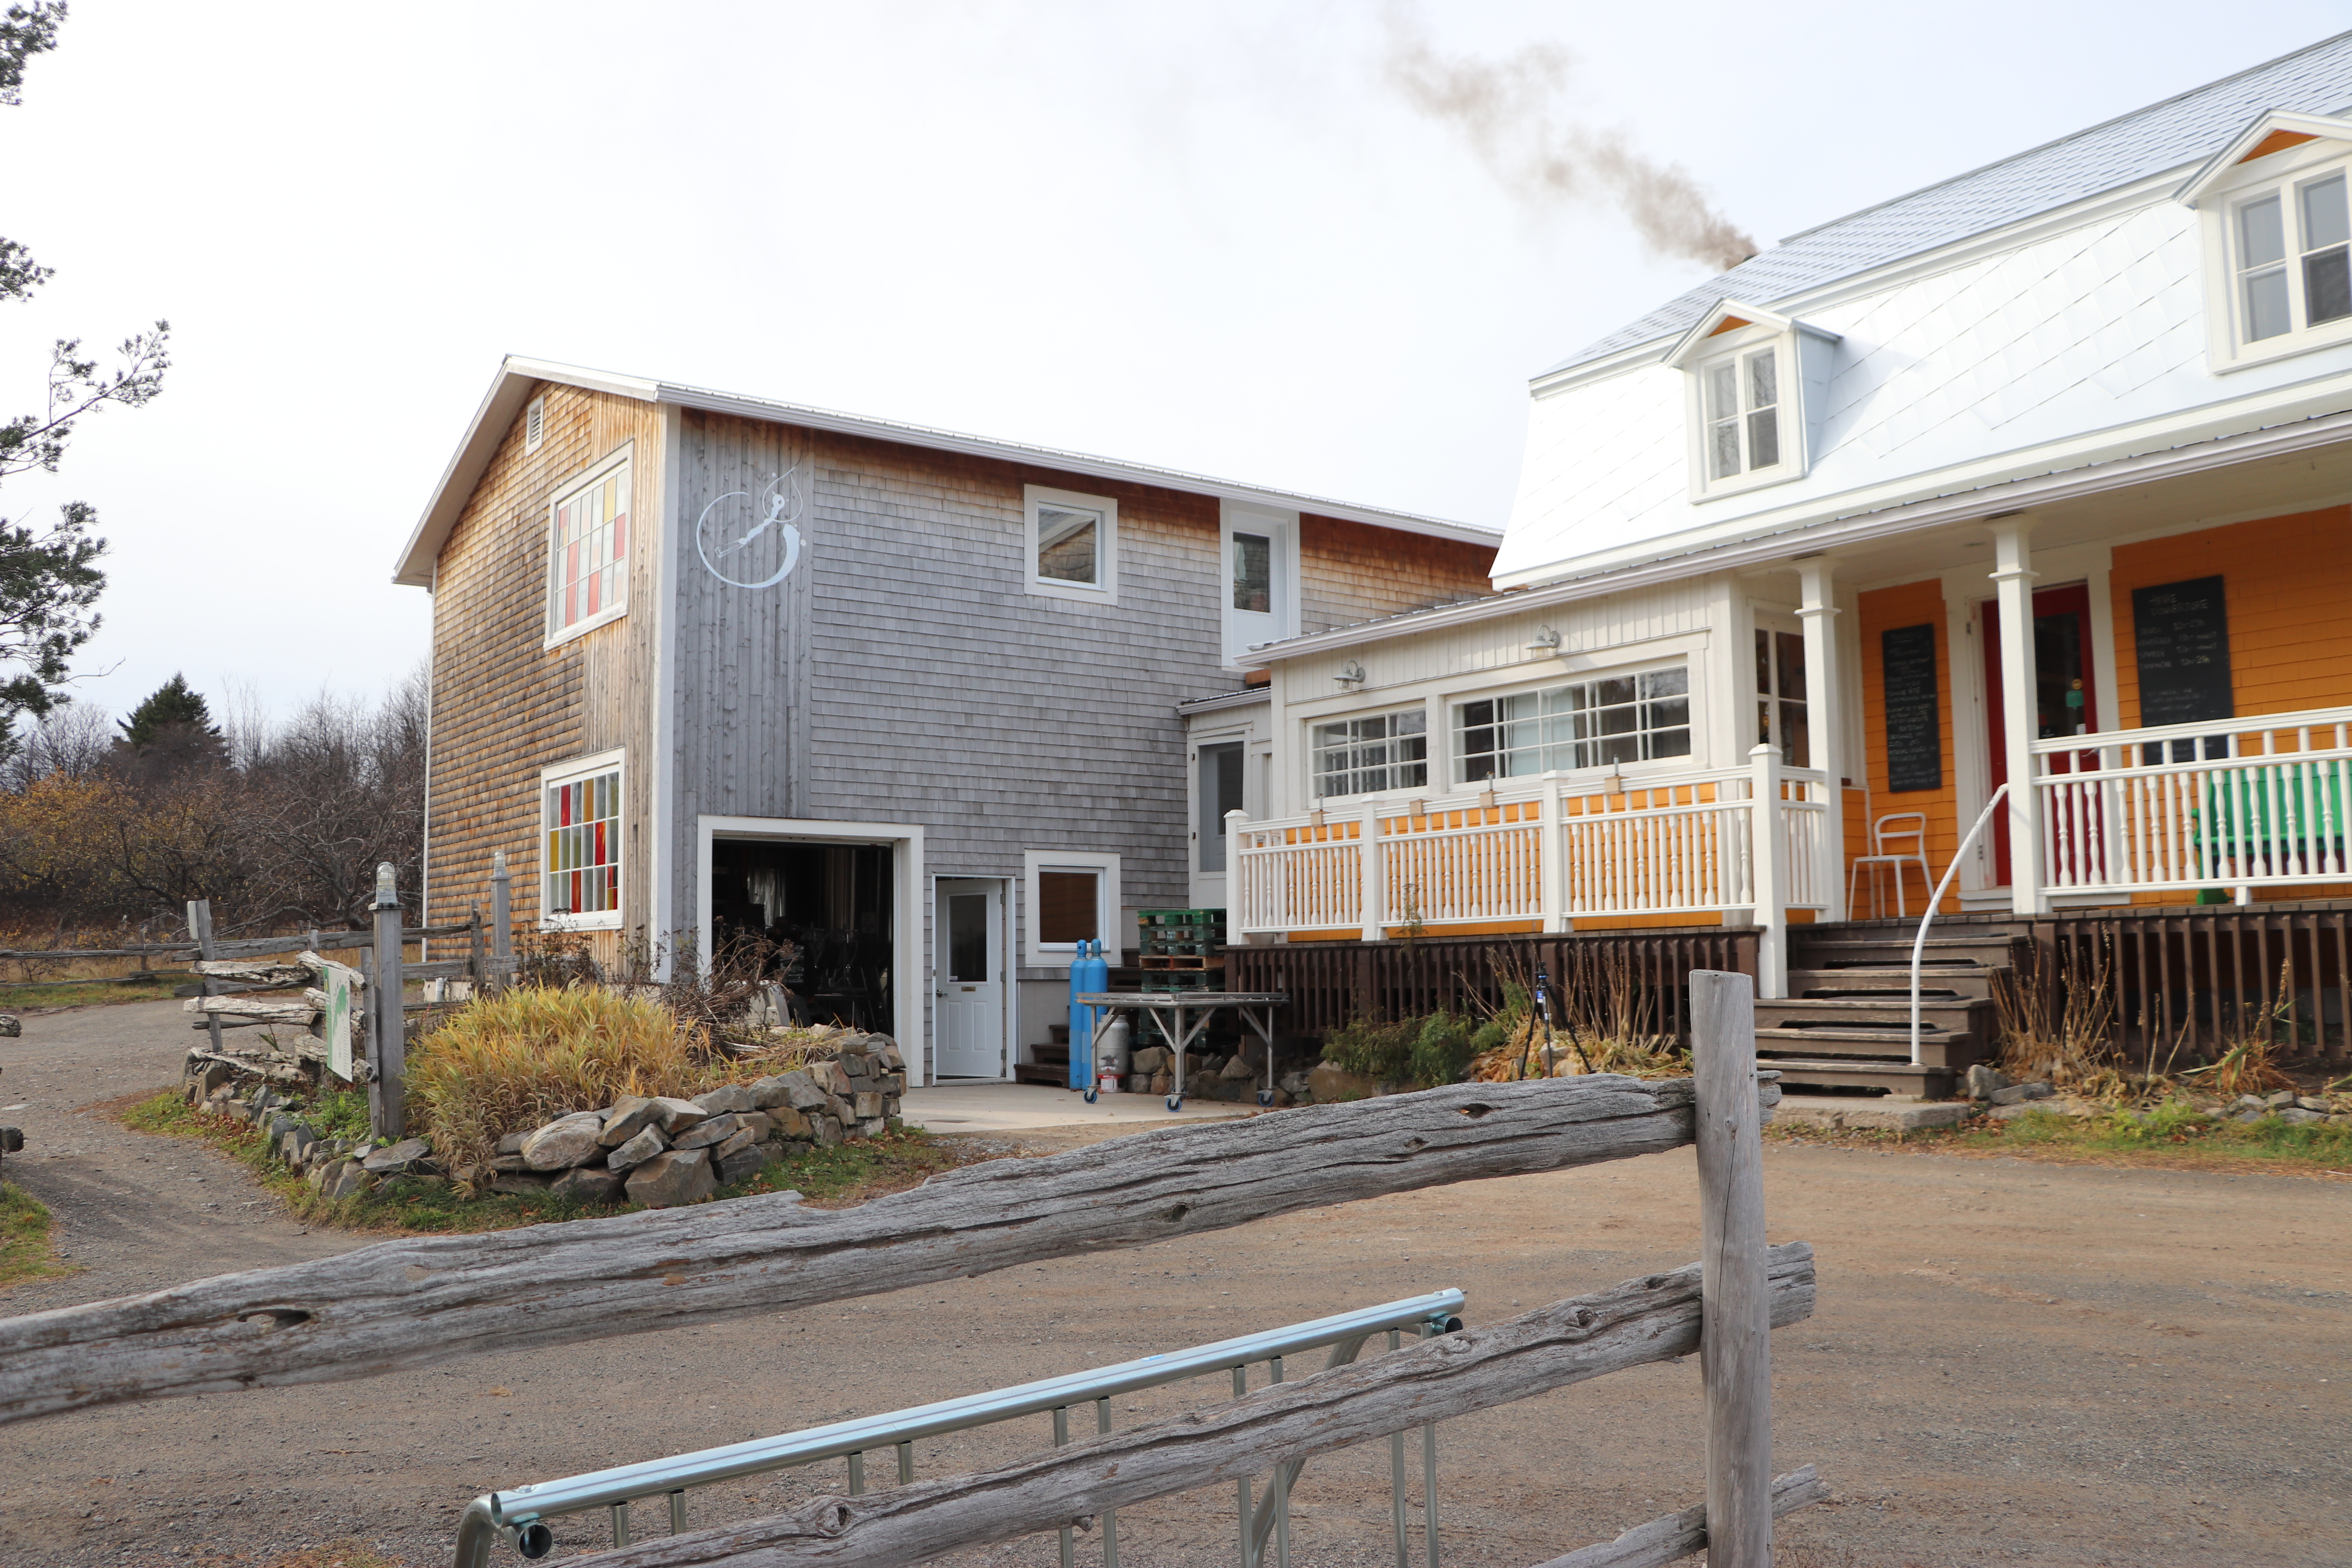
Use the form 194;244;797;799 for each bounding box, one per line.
407;985;717;1171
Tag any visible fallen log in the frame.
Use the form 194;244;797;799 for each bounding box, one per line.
0;1074;1763;1424
498;1245;1815;1568
1534;1465;1829;1568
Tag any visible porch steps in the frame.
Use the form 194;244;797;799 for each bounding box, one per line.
1759;926;2029;1098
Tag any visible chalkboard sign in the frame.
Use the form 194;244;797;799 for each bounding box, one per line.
2131;576;2233;728
1882;623;1942;793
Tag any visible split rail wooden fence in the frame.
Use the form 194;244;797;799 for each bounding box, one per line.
0;972;1824;1566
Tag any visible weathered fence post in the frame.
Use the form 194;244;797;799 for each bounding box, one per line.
369;863;406;1140
1692;968;1771;1568
467;905;485;998
185;900;224;1056
490;849;513;992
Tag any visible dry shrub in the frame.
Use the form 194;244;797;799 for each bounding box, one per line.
1463;946;1686;1082
1995;937;2120;1093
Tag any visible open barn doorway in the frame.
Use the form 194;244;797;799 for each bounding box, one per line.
709;838;895;1036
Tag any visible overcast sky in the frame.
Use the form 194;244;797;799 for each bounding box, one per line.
6;1;2347;723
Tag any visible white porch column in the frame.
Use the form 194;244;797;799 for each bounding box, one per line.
1748;742;1788;1000
1539;771;1567;933
1990;519;2045;916
1796;559;1847;923
1358;799;1385;942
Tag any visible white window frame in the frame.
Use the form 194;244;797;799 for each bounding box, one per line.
1023;484;1119;604
1682;324;1798;501
544;444;633;649
1220;501;1299;667
2192;136;2352;371
1308;704;1430;800
540;747;626;931
1450;662;1694;785
1022;849;1121;967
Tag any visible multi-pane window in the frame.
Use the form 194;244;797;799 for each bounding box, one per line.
544;768;620;920
1704;348;1780;481
2237;171;2352;343
1454;666;1691;782
1311;709;1427;799
1755;629;1809;767
550;463;629;635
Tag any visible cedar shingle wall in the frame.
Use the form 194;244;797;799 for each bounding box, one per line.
425;385;661;952
1298;515;1495;640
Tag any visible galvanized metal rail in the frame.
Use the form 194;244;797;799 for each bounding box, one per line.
452;1289;1464;1568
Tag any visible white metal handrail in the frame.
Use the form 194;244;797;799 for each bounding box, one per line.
1910;784;2007;1067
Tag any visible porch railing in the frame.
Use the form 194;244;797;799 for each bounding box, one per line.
2029;706;2352;899
1234;746;1830;995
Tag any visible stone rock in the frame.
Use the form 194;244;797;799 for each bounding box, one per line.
817;1061;854;1096
279;1126;316;1165
495;1129;531;1156
2265;1089;2298;1108
596;1096;657;1147
2296;1095;2332;1113
880;1073;907;1096
824;1094;855;1125
1307;1062;1376;1103
711;1122;764;1159
693;1084;759;1115
748;1075;797;1111
853;1091;883;1119
1965;1063;2003;1100
362;1136;433;1176
325;1162;375;1200
775;1071;827;1111
1987;1082;2052;1106
768;1105;813;1139
858;1118;887;1138
490;1169;555;1196
625;1148;716;1208
193;1059;234;1096
2235;1093;2270;1110
2232;1109;2269;1124
306;1158;339;1192
675;1111;767;1151
716;1140;779;1186
489;1152;531;1173
605;1125;667;1171
1218;1055;1255;1082
2330;1113;2352;1127
0;1014;19;1039
521;1112;608;1171
646;1096;709;1135
877;1043;906;1072
550;1166;628;1203
2277;1107;2324;1125
817;1116;844;1147
1131;1045;1170;1074
1125;1073;1150;1094
1149;1070;1173;1097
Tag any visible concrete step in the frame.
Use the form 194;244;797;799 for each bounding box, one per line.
1766;1059;1961;1097
1786;966;2001;1002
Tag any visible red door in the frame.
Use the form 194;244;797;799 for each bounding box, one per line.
1982;584;2098;887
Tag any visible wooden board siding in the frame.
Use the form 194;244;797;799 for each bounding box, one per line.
1298;515;1495;639
424;383;664;956
1856;579;1963;914
1289;580;1715;693
2110;505;2352;904
2109;505;2352;725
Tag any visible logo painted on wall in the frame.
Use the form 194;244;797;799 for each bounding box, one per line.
695;467;805;588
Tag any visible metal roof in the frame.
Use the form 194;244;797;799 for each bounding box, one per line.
1543;31;2352;379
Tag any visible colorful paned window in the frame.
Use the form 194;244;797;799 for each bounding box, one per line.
545;769;621;918
551;463;629;634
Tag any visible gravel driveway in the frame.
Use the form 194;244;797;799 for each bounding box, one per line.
0;1001;2345;1567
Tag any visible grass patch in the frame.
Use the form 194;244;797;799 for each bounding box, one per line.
200;1542;408;1568
118;1090;988;1233
0;972;181;1012
1769;1100;2352;1176
0;1180;74;1289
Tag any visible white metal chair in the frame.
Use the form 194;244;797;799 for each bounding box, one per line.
1849;812;1931;918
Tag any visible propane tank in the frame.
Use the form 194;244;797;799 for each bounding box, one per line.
1098;1015;1132;1093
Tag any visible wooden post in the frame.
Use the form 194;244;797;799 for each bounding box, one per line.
490;849;513;992
467;905;485;999
1748;743;1788;1000
1539;770;1567;934
1358;800;1384;942
1990;518;2044;916
185;900;225;1056
1691;969;1771;1568
369;863;405;1140
1797;559;1847;924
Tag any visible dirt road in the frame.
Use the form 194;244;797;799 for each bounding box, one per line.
1;1002;2346;1567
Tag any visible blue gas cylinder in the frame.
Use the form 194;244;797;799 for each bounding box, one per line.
1068;940;1109;1089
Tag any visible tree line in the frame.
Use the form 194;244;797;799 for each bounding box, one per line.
0;671;426;938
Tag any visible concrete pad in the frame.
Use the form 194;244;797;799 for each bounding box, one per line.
1771;1094;1971;1131
899;1081;1251;1134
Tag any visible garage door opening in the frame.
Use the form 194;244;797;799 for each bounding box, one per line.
710;838;894;1035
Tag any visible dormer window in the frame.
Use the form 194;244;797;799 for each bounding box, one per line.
1705;346;1781;479
2180;109;2352;369
1666;299;1837;503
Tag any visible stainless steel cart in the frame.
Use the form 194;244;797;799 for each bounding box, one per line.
1077;990;1289;1111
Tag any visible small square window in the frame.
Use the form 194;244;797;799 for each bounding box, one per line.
1036;871;1099;944
1024;485;1119;603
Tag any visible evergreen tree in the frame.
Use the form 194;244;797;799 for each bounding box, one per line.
118;673;219;749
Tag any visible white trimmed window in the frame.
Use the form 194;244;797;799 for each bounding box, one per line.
1310;708;1428;799
542;751;624;929
1666;301;1833;501
1454;666;1691;782
1022;849;1120;966
2185;118;2352;369
1702;346;1782;481
1024;484;1119;603
548;453;630;642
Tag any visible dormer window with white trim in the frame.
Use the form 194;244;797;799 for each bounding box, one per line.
1666;299;1837;503
2181;110;2352;369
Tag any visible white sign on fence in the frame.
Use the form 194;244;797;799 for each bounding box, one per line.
318;960;362;1081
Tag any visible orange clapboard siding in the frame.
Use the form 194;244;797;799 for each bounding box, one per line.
1857;579;1965;914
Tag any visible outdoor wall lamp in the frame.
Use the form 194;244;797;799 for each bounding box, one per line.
1336;660;1366;687
1526;625;1562;656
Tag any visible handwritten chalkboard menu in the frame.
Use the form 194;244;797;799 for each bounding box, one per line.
1882;623;1942;792
2131;575;2234;727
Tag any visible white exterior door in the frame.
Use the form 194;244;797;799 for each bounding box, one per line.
1222;504;1296;668
934;878;1004;1078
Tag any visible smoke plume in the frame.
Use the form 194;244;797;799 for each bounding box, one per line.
1381;12;1757;273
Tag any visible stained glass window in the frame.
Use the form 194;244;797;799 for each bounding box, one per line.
552;465;630;633
545;769;620;918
